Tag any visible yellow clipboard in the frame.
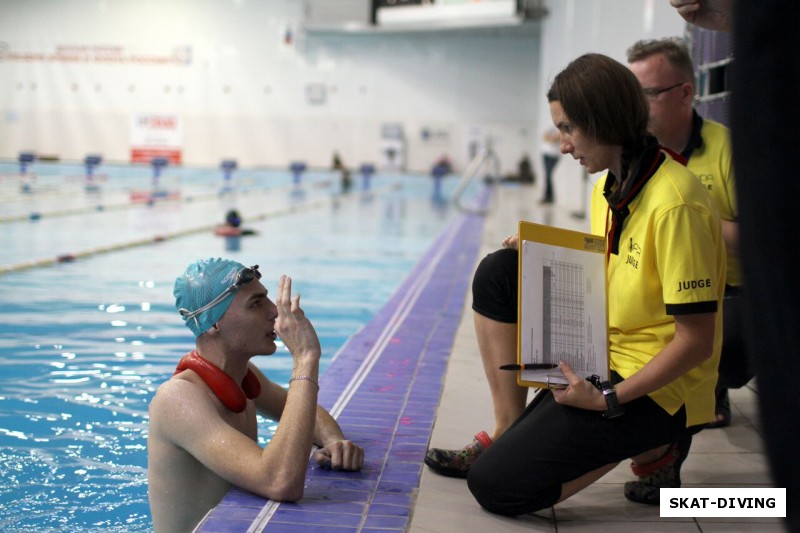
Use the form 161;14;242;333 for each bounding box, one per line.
515;221;609;389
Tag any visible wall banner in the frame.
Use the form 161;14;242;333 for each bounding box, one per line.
129;114;183;164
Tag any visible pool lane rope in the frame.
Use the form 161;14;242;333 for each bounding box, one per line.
0;179;333;224
0;183;400;276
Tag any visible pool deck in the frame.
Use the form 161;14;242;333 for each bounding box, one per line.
196;183;782;532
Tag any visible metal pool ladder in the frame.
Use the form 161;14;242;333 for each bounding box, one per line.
452;137;500;216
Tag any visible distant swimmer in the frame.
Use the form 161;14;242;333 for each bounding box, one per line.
214;209;257;236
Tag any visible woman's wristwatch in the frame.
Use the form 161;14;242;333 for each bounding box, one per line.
599;380;625;419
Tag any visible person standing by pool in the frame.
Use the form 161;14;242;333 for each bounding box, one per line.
540;127;561;204
148;258;364;532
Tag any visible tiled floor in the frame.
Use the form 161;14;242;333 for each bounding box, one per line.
197;183;784;532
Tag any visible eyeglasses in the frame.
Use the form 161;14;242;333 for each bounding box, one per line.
641;82;684;98
178;265;262;321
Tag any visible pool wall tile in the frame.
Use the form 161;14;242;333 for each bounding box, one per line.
195;196;487;532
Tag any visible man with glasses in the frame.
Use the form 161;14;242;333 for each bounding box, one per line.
627;39;745;428
148;258;363;533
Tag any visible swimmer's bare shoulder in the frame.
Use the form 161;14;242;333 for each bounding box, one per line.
148;378;231;532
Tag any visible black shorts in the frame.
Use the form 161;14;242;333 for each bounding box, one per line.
469;250;707;516
472;248;518;323
467;382;704;516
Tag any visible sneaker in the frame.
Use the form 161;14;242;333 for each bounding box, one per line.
624;436;692;505
424;431;493;478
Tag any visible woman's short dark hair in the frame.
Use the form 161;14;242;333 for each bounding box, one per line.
547;53;649;153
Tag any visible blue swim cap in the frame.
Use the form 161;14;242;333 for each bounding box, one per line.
174;258;247;337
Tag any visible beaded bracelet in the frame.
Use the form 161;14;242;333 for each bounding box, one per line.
289;375;319;390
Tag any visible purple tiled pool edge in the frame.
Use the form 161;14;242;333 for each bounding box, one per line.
195;201;488;533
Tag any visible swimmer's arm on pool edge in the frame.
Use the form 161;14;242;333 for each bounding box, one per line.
254;369;364;472
149;357;319;503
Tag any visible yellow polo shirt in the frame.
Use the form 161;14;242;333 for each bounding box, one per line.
687;118;740;287
591;154;725;427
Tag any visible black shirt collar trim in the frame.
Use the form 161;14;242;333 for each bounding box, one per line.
680;110;705;162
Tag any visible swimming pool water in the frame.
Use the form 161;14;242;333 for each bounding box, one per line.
0;163;477;531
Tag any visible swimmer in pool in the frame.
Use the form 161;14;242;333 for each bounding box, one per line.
147;258;363;533
214;209;258;236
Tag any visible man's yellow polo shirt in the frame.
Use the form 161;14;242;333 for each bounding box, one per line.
687;117;740;287
591;154;726;427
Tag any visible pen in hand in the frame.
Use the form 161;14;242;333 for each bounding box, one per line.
499;363;559;371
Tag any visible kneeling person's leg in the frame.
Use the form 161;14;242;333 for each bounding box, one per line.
468;388;692;516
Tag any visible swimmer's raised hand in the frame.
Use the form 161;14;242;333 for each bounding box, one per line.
274;275;321;361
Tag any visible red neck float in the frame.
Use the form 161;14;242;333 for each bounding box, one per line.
174;350;261;413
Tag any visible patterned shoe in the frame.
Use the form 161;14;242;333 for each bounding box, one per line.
424;431;493;478
624;436;692;505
